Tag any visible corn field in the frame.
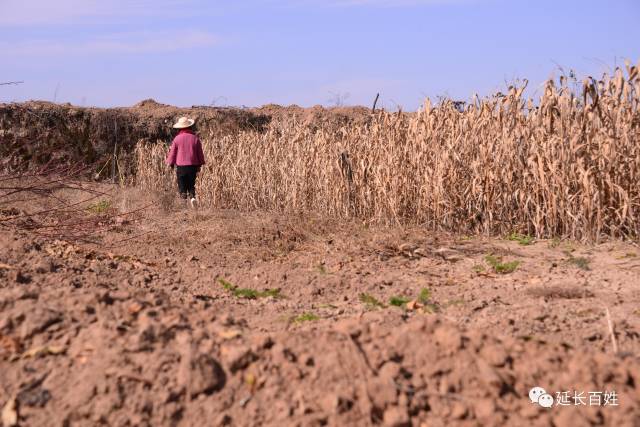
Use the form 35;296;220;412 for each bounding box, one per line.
137;64;640;240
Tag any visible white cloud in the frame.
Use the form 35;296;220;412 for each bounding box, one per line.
330;0;467;5
0;0;193;26
288;0;473;7
0;0;472;26
1;30;219;56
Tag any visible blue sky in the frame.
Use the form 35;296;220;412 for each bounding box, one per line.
1;0;639;109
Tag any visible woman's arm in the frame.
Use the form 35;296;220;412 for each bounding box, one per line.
165;140;178;166
196;138;205;166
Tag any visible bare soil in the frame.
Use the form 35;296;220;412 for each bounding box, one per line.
1;184;640;426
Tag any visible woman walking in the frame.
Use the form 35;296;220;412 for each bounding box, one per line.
165;117;205;207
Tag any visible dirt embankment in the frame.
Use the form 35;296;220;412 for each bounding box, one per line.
0;100;370;173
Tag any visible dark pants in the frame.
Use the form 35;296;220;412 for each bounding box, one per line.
176;165;199;199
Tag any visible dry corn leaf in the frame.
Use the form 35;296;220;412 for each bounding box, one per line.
127;301;143;314
245;373;256;386
476;271;495;278
22;345;66;359
218;330;242;340
0;263;14;270
0;335;21;355
406;300;424;311
1;398;18;427
245;373;258;393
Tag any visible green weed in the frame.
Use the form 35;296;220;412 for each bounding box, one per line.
218;278;282;299
293;313;320;323
506;232;534;245
548;238;561;248
417;288;439;313
566;254;591;271
418;288;432;304
87;200;112;214
472;264;485;273
615;252;637;259
359;293;385;308
389;296;411;307
445;299;465;307
219;278;235;291
318;303;338;309
485;255;520;274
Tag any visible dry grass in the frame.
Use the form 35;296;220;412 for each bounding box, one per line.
136;63;640;241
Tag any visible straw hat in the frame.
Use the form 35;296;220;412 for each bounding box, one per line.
172;117;195;129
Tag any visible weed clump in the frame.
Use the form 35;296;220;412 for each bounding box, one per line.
359;293;385;309
417;288;439;313
506;232;534;245
389;296;411;307
293;313;320;323
87;200;112;214
218;278;282;299
485;255;520;274
418;288;432;304
472;264;485;273
566;254;591;271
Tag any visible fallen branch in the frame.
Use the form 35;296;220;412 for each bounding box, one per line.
605;306;618;354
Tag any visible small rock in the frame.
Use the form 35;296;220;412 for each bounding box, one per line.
450;401;467;419
321;393;354;414
17;386;51;408
115;217;130;226
553;407;591;426
220;314;235;326
273;400;294;419
135;324;156;348
378;362;401;382
480;344;509;367
475;358;505;391
333;318;364;338
433;247;463;262
12;270;31;284
35;259;56;274
367;377;398;409
520;401;541;418
473;398;495;419
1;398;18;427
110;290;131;301
383;406;410;427
222;346;257;373
433;325;463;353
250;334;274;350
190;354;226;398
215;414;232;426
20;308;63;339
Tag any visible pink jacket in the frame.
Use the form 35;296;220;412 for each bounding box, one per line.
165;129;206;166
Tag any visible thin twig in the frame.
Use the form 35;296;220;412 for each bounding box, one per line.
604;306;618;354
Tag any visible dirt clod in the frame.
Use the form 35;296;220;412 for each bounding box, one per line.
383;405;410;427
